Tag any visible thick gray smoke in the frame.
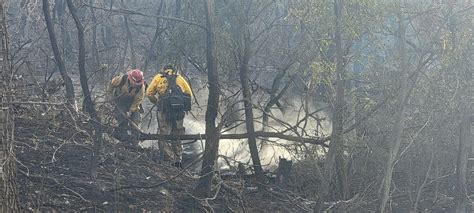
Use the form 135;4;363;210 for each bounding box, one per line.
139;78;332;170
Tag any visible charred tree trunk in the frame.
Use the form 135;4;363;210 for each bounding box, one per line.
455;110;471;213
89;0;101;83
143;0;164;72
123;17;137;68
194;0;220;198
454;46;473;211
238;22;264;183
117;25;129;74
276;158;292;186
379;6;409;212
19;0;27;37
332;0;348;200
55;0;72;61
175;0;182;19
0;1;20;210
42;0;76;111
223;57;239;128
66;0;103;178
66;0;95;116
121;0;137;68
0;110;20;212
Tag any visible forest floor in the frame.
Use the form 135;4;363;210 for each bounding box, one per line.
14;107;315;212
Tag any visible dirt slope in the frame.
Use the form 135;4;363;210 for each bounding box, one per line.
14;109;311;212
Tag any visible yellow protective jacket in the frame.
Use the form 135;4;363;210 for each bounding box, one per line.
146;69;193;104
107;74;145;112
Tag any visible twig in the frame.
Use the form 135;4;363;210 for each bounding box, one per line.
18;170;90;203
82;2;206;30
5;101;66;105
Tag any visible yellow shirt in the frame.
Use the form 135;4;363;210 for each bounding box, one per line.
107;74;145;112
146;70;193;104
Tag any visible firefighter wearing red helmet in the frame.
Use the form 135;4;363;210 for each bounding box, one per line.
107;69;146;140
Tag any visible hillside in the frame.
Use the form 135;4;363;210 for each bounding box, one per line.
14;108;313;212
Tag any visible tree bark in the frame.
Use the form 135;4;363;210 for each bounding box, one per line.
0;109;20;212
194;0;221;198
0;1;20;210
174;0;182;18
276;158;292;186
454;102;472;211
121;0;137;68
55;0;73;61
317;0;347;211
143;0;164;72
42;0;76;111
66;0;95;117
89;0;101;81
378;5;409;212
238;16;264;182
66;0;103;178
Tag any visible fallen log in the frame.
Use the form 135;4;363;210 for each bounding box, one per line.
10;100;330;147
137;131;329;147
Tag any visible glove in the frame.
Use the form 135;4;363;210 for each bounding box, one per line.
148;96;158;105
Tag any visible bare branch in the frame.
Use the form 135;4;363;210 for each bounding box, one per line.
82;2;207;30
137;131;329;147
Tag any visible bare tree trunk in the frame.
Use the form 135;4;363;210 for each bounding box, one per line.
121;0;137;68
194;0;220;198
276;158;292;186
378;5;409;212
66;0;94;116
223;64;239;128
239;36;263;182
0;109;20;212
174;0;182;18
455;109;472;211
89;0;101;82
235;1;263;182
0;1;20;210
66;0;103;179
55;0;73;61
100;1;114;79
143;0;164;72
42;0;76;111
117;29;129;74
19;0;27;37
317;0;347;211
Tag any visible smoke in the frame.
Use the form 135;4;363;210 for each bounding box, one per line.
183;92;332;170
138;77;333;171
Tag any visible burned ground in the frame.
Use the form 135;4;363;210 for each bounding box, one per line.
14;109;314;212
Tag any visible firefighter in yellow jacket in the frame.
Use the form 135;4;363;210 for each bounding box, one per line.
107;69;146;139
146;65;192;167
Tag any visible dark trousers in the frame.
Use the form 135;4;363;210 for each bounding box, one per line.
113;102;141;139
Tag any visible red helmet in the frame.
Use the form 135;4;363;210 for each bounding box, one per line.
127;69;144;86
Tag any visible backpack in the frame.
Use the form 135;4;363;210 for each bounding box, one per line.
158;73;191;122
